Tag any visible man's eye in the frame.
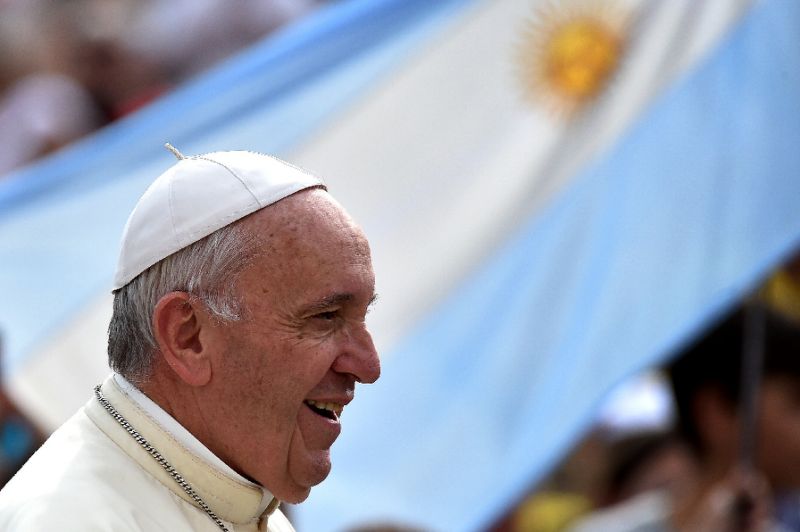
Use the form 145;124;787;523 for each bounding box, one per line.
314;311;338;321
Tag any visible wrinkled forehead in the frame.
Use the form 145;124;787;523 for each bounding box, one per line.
245;188;371;262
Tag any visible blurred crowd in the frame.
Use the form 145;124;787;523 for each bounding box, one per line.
490;250;800;532
0;0;324;177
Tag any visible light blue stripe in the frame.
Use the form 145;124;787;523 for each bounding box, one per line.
0;0;477;372
295;0;800;530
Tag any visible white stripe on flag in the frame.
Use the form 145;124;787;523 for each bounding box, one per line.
291;0;752;356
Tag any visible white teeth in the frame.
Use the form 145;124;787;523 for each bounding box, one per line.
305;399;344;416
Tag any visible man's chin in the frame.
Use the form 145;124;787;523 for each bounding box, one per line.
282;451;332;502
303;454;332;487
281;486;312;505
281;471;328;504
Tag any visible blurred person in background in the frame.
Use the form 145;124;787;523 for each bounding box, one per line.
599;429;694;509
0;0;323;176
46;0;173;122
0;3;101;177
571;304;800;531
760;250;800;532
488;432;606;532
0;332;45;488
489;428;692;531
64;0;324;119
124;0;323;80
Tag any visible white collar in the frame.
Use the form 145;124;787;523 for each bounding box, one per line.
112;373;275;516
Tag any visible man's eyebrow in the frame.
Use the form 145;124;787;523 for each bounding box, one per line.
301;293;354;315
301;292;379;315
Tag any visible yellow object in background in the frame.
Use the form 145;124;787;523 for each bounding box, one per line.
763;265;800;323
512;491;592;532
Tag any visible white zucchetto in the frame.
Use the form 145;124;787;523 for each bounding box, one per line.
113;148;325;290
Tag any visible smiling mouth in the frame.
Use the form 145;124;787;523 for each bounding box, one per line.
304;400;344;421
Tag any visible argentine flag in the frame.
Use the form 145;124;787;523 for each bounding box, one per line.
1;0;799;530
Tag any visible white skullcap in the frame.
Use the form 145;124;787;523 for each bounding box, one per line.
112;148;325;290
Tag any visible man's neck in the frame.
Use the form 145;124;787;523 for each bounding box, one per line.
114;373;254;485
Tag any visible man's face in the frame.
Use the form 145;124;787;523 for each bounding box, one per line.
757;376;800;491
203;189;380;503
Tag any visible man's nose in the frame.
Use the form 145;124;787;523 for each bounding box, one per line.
333;325;381;384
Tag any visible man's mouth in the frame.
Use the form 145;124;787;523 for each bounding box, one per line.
304;400;343;421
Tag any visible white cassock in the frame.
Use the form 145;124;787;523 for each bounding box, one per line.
0;375;295;531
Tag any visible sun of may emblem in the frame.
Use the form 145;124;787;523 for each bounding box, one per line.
517;1;629;115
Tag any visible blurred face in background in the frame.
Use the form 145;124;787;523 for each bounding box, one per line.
756;375;800;492
700;374;800;491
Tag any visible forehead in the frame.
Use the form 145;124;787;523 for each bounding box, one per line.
250;189;369;256
238;190;374;298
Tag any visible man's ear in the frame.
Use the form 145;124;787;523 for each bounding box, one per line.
152;292;213;387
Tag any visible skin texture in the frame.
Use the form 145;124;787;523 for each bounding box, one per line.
144;188;381;503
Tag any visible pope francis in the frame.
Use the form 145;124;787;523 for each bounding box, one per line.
0;147;382;531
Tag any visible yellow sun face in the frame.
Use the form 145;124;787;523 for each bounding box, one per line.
518;2;629;116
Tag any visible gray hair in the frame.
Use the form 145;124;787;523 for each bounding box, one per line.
107;223;256;384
